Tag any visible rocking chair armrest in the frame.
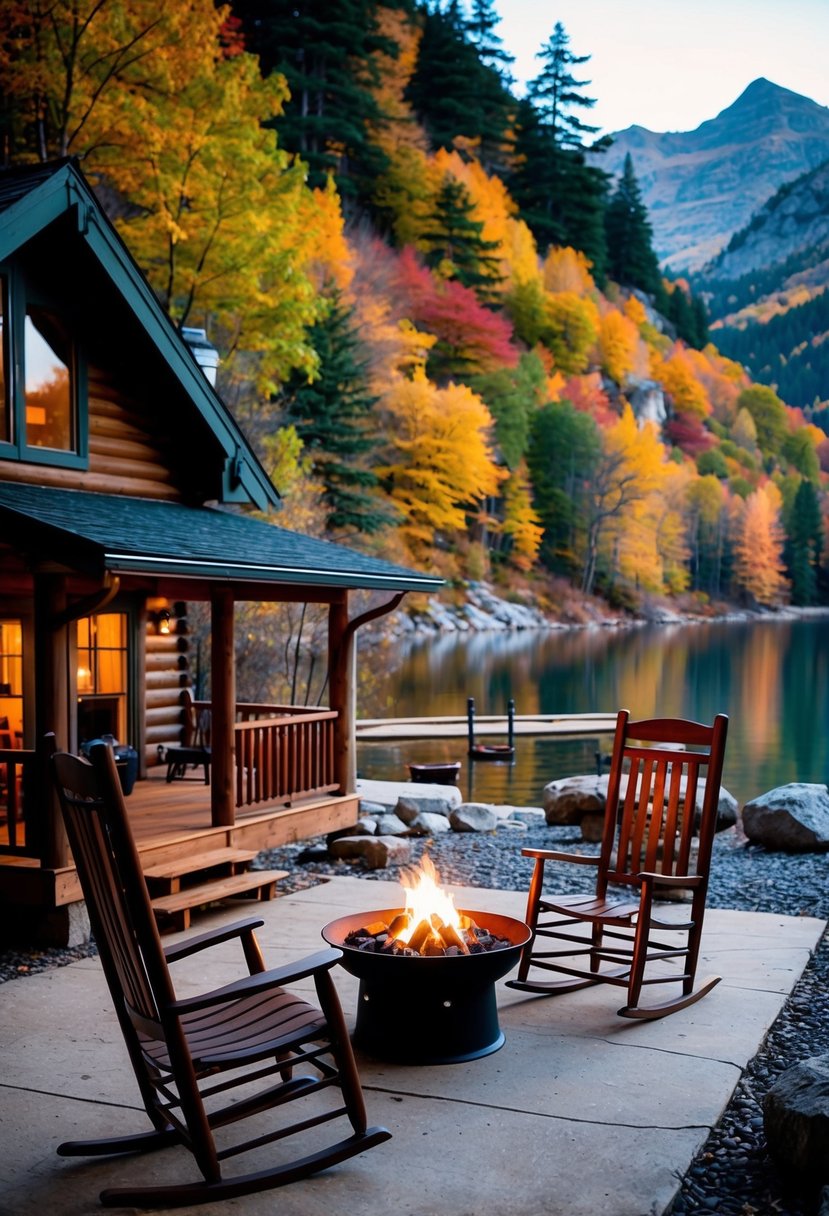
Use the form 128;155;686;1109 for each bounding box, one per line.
637;871;703;889
521;848;600;867
164;917;265;963
168;948;344;1015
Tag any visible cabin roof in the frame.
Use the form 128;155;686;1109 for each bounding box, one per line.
0;483;443;593
0;159;277;510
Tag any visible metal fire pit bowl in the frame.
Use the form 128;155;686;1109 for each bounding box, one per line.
322;908;531;1066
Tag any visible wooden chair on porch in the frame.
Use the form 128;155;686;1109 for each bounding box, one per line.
164;689;211;784
50;738;390;1208
507;710;729;1020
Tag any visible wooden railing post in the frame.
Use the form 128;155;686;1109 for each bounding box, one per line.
210;586;235;828
33;572;70;867
328;594;354;795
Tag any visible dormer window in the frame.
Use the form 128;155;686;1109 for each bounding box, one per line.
0;269;86;468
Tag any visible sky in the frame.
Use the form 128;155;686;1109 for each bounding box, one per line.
494;0;829;137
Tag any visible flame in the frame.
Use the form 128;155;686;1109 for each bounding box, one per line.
393;854;461;945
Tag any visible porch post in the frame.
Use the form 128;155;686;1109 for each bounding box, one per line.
328;592;355;794
210;586;235;827
33;572;70;867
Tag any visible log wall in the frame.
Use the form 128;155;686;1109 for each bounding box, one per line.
0;367;184;500
144;601;191;768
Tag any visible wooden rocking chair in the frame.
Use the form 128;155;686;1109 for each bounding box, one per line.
50;739;390;1208
507;710;729;1020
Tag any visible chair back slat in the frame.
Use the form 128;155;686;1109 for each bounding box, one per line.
52;744;175;1026
643;756;670;873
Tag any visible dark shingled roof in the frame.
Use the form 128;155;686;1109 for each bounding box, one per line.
0;484;443;593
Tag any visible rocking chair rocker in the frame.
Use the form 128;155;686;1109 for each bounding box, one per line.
507;710;728;1020
50;739;390;1208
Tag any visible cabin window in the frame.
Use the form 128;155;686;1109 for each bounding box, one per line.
77;613;128;745
0;619;23;748
24;307;73;451
0;266;86;467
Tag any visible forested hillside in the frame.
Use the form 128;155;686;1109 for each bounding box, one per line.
2;0;827;612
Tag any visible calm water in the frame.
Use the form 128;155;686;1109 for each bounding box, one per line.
356;616;829;809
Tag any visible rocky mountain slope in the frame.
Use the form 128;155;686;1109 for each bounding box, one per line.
598;78;829;272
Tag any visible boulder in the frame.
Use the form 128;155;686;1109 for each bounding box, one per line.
358;800;389;817
328;834;411;869
394;795;453;823
449;803;499;833
742;784;829;852
406;812;452;836
543;775;608;825
510;807;546;826
764;1054;829;1177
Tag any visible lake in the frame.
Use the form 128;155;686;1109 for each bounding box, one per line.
356;615;829;810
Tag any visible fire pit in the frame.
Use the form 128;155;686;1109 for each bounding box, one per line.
321;857;530;1065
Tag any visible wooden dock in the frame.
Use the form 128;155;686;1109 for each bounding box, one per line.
355;713;618;741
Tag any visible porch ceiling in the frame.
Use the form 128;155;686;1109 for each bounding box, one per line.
0;483;443;594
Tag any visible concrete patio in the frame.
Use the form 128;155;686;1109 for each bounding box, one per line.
0;876;823;1216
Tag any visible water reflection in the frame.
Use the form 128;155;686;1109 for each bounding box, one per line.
357;617;829;809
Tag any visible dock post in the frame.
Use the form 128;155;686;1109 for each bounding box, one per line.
508;699;515;750
467;697;475;753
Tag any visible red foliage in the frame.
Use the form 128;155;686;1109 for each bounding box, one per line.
395;247;519;375
219;15;246;57
664;412;715;457
564;373;617;427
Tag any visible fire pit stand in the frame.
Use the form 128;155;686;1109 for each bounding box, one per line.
322;908;530;1065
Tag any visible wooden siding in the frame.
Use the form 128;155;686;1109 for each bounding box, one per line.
0;368;184;499
144;602;191;767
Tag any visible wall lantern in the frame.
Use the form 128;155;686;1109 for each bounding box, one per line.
156;609;172;635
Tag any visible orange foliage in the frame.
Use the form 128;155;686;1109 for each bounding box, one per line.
651;347;711;419
597;310;639;385
731;482;790;606
542;246;595;296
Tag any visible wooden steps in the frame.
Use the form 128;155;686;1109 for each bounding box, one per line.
143;847;258;894
143;845;287;932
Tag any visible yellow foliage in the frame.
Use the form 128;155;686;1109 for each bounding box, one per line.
368;6;428;155
500;463;543;570
542;247;595;296
597;311;639;385
305;180;352;290
541;292;600;376
623;295;648;327
650;347;711;419
376;368;505;557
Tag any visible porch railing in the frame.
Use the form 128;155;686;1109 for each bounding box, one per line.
193;701;339;811
0;748;35;855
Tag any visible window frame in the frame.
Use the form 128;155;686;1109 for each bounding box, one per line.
0;264;88;470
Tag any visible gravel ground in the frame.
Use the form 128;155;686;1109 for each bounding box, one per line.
2;821;828;1214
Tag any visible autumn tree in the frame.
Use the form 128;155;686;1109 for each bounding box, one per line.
731;482;789;606
686;475;729;598
737;385;789;460
376;366;504;560
468;352;548;469
498;462;543;571
597;310;638;385
527;399;601;579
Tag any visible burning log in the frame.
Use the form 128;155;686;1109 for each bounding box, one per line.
344;909;511;958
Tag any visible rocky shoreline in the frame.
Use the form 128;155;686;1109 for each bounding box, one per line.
5;822;827;1214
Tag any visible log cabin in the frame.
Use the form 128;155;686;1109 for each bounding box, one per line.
0;159;442;944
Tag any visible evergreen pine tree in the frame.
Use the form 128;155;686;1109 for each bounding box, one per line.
420;174;503;302
405;2;513;173
232;0;392;214
787;478;824;604
508;26;609;276
604;153;661;293
279;291;396;536
465;0;514;75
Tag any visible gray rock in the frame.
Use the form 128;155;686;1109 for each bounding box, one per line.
449;803;499;833
742;784;829;852
373;813;410;836
328;834;411;869
495;819;528;831
394;795;453;823
358;799;390;817
406;812;452;836
492;803;521;820
511;807;546;825
764;1054;829;1177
